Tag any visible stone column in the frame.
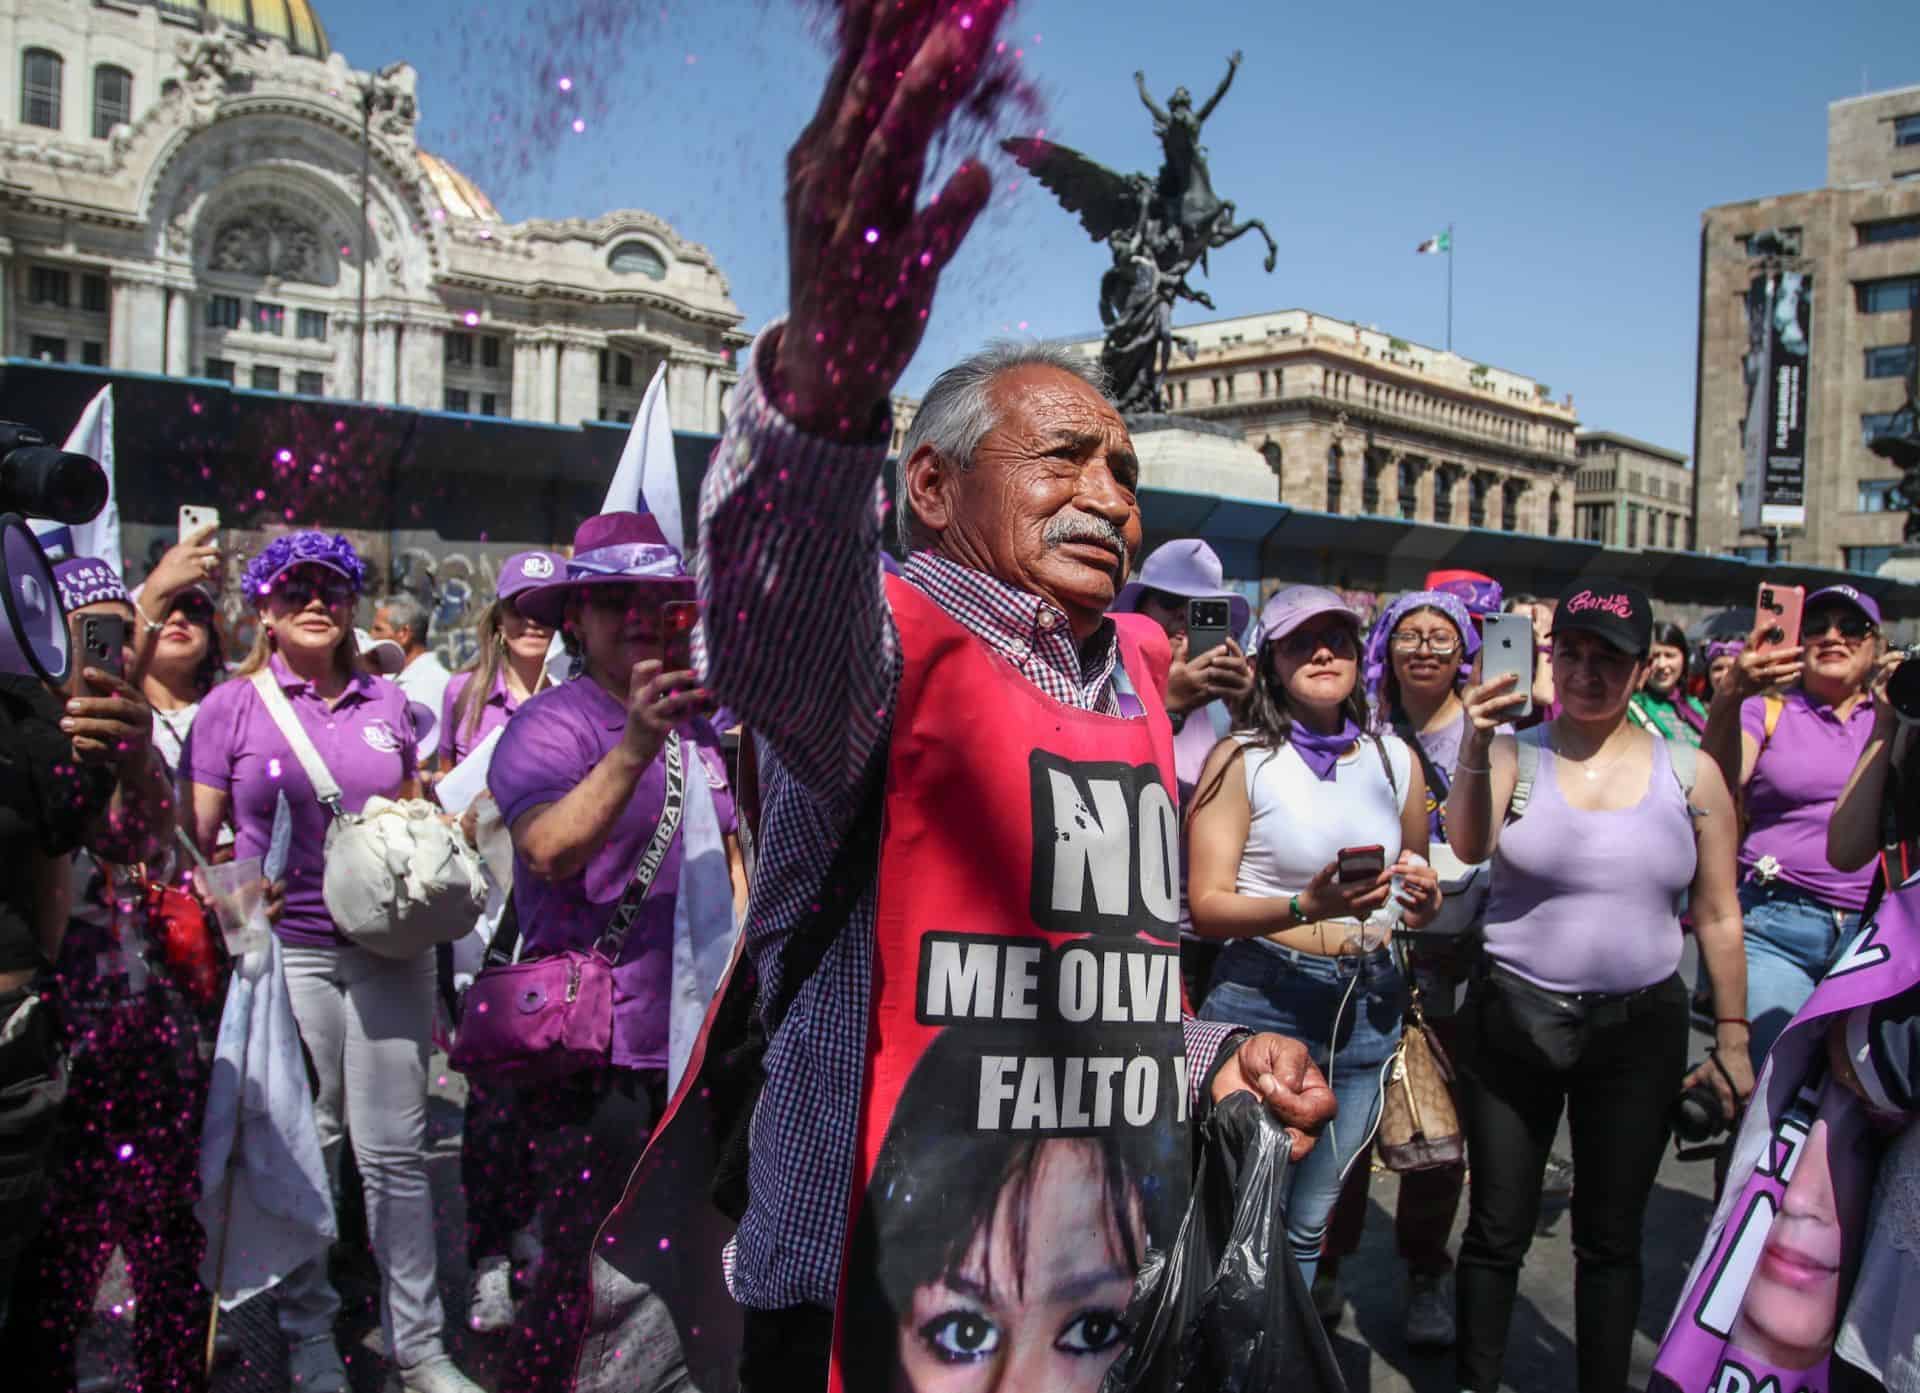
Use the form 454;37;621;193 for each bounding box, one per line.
703;367;723;435
370;322;401;405
1402;456;1431;522
401;322;441;410
555;339;599;425
0;242;12;357
1377;449;1404;518
164;288;191;377
512;338;547;420
1501;477;1531;533
109;277;166;373
1433;463;1464;526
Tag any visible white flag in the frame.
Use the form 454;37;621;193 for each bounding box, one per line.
601;362;681;549
30;387;117;571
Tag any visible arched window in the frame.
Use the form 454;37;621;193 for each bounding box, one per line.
607;240;667;279
21;48;61;129
92;64;131;139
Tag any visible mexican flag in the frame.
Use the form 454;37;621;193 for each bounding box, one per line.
1416;231;1451;255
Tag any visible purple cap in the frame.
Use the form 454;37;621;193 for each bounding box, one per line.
497;551;564;602
54;555;129;613
1114;539;1253;634
1254;584;1363;647
1806;584;1882;628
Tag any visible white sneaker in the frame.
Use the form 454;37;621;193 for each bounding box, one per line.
1405;1271;1457;1350
508;1224;542;1268
467;1253;515;1333
397;1353;486;1393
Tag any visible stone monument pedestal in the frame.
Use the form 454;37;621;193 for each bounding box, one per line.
1125;414;1277;503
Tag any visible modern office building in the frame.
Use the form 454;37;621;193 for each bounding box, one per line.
1572;430;1695;551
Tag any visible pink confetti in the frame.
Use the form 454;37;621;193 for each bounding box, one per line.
558;76;573;92
571;118;586;134
864;228;880;245
463;310;481;327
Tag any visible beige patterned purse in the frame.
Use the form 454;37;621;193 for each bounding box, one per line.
1378;987;1465;1172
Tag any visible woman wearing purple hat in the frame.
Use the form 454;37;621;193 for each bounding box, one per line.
1703;584;1889;1070
486;512;741;1391
435;551;558;1334
184;532;480;1393
1187;583;1443;1290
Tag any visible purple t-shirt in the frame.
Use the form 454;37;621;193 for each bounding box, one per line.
1740;690;1878;911
487;676;736;1071
184;655;419;946
438;670;526;769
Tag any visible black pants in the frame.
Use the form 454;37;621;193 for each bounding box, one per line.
1455;971;1687;1393
739;1302;832;1392
0;989;63;1330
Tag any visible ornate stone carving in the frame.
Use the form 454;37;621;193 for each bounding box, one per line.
205;208;334;284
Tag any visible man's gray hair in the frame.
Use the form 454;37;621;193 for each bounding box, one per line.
379;590;431;647
894;341;1112;550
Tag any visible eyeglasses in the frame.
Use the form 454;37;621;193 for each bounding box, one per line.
1804;611;1875;642
1390;632;1461;657
272;572;354;608
1277;623;1358;658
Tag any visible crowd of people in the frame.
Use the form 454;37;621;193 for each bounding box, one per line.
0;8;1916;1391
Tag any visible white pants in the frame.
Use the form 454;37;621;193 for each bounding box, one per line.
278;943;446;1368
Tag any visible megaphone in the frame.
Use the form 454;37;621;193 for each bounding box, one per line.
0;513;70;686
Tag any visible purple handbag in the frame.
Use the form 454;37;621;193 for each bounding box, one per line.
449;735;685;1083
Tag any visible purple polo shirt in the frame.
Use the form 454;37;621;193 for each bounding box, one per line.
1739;689;1878;911
487;676;736;1071
439;670;525;769
185;655;419;945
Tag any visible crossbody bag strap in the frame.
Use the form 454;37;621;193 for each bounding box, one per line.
249;669;345;815
1507;725;1545;821
592;730;686;962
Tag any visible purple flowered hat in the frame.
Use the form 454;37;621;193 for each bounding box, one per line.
242;531;367;606
516;513;691;628
53;555;130;613
1363;589;1478;706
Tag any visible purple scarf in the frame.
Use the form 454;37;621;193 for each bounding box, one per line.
1290;718;1363;781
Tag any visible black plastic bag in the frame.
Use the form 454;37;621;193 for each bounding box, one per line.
1102;1091;1349;1393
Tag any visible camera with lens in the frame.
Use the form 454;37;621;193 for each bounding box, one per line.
0;420;108;688
1670;1072;1732;1147
1888;644;1920;725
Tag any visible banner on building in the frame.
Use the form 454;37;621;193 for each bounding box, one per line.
1740;269;1812;531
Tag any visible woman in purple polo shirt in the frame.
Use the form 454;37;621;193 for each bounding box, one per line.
184;532;481;1393
435;551;557;1335
487;512;742;1393
1703;584;1887;1072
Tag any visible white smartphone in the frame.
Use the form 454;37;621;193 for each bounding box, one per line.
1479;612;1535;720
178;504;219;542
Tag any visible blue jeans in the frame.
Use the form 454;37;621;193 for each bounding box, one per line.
1741;879;1860;1072
1201;938;1404;1286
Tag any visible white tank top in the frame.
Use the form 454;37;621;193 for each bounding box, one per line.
1232;732;1414;907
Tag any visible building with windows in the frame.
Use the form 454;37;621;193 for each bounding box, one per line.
1695;84;1920;573
0;0;745;430
1571;431;1694;550
1063;309;1588;537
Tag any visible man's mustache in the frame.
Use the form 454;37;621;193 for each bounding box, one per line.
1043;510;1130;578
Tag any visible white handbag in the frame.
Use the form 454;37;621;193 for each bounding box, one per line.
249;671;487;958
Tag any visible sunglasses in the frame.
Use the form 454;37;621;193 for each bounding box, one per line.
171;596;215;625
1390;632;1461;657
1804;611;1875;642
272;571;355;608
1277;622;1358;659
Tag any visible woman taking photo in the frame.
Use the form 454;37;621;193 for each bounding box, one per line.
1701;584;1884;1069
1446;578;1752;1393
130;523;227;775
1189;584;1442;1288
185;532;480;1393
1629;621;1709;746
436;550;558;1335
487;513;743;1392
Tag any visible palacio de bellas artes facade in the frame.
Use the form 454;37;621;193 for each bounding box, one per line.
0;0;746;432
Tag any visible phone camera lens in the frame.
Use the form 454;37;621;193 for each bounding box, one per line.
1765;626;1784;644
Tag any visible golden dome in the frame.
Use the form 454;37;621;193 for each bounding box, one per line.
159;0;330;60
417;151;501;222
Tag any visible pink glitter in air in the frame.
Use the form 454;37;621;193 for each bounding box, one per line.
463;310;481;327
863;228;879;245
658;1237;670;1251
571;118;586;134
117;1142;134;1160
276;448;293;463
958;13;972;29
558;76;573;92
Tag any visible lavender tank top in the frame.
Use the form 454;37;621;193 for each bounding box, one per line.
1483;736;1696;994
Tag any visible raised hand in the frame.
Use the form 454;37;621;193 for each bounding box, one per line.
772;0;1006;436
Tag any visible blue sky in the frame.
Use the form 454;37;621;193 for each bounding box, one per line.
319;0;1920;455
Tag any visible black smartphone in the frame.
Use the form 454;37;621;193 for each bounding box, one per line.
71;613;127;695
1185;597;1232;658
662;600;698;676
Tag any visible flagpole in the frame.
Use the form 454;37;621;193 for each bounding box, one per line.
1446;222;1454;352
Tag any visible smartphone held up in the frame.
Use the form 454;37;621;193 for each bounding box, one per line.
1478;612;1536;720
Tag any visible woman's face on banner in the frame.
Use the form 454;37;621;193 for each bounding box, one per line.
894;1139;1142;1393
1731;1117;1850;1370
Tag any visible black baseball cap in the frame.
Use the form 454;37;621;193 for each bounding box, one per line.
1550;577;1652;656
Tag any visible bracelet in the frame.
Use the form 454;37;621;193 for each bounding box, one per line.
1288;892;1307;924
136;606;163;636
1456;759;1490;775
1715;1017;1751;1029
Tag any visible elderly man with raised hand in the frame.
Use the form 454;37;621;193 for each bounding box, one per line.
696;5;1336;1389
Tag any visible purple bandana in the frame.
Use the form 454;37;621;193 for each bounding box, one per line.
1363;590;1478;708
1291;717;1364;782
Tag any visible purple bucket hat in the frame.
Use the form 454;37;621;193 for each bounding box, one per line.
1806;584;1883;629
496;551;565;604
1114;539;1252;634
516;513;692;628
53;555;130;614
1363;589;1478;705
242;532;367;606
1252;584;1363;648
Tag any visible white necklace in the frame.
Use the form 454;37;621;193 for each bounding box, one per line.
1553;729;1628;781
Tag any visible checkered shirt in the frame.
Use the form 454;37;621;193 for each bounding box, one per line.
696;324;1241;1312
